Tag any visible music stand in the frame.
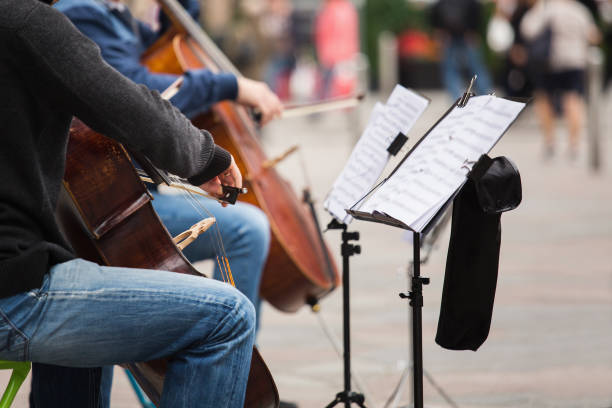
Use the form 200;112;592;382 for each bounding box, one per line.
346;84;528;408
323;125;415;408
383;211;453;408
324;218;366;408
347;194;454;408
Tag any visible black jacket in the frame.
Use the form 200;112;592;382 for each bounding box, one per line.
0;0;230;298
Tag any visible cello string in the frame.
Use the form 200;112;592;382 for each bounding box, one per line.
150;173;230;282
169;175;235;286
174;184;229;283
178;183;230;283
176;177;231;274
183;188;232;284
162;174;228;280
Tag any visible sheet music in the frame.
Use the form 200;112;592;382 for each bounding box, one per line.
360;95;526;232
324;85;429;223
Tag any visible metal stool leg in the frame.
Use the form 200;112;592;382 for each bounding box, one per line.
124;369;156;408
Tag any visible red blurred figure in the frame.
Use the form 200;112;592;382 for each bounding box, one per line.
314;0;359;98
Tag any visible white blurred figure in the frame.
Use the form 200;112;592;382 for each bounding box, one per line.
521;0;601;159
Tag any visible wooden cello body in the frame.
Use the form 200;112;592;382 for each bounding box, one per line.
142;1;340;312
56;120;279;408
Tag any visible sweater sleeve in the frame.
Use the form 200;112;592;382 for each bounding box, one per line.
16;2;230;184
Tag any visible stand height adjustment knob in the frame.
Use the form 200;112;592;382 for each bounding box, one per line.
341;243;361;257
403;291;424;307
419;277;430;285
411;276;430;286
343;231;360;241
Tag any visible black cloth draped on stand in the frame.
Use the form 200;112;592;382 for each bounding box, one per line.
435;155;522;351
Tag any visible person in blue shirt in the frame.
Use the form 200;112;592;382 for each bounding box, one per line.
28;0;285;407
55;0;283;122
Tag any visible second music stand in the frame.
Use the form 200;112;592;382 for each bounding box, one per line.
324;219;366;408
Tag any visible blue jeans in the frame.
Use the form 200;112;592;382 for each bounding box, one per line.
30;193;270;407
1;258;255;407
441;37;493;100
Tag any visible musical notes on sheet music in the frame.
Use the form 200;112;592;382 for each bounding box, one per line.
324;85;430;223
359;95;526;232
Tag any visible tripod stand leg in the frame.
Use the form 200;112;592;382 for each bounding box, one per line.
314;312;374;400
383;364;412;408
324;393;342;408
325;391;368;408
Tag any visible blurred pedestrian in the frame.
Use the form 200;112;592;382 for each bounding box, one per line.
430;0;493;100
521;0;600;158
261;0;296;100
314;0;359;99
503;0;536;97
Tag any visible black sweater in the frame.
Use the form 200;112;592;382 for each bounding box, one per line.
0;0;231;298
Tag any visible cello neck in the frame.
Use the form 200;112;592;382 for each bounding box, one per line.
156;0;241;76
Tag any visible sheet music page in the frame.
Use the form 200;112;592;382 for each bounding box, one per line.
361;95;525;231
324;85;429;223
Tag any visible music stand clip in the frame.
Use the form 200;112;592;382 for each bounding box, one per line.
457;75;477;108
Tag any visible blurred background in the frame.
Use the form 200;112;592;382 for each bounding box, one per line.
125;0;612;102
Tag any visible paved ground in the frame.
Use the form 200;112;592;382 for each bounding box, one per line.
3;90;612;407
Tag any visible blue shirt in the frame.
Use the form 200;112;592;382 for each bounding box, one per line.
55;0;238;118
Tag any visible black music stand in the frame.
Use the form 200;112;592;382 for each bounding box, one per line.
345;91;473;408
324;218;366;408
347;195;454;408
323;130;411;408
383;210;453;408
346;84;528;408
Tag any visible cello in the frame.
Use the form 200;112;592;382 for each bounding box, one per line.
141;0;340;312
56;119;279;408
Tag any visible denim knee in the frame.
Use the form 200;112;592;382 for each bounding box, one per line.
204;286;256;345
234;291;256;335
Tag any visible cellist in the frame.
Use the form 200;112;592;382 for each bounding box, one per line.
0;0;256;407
53;0;283;330
41;0;287;406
